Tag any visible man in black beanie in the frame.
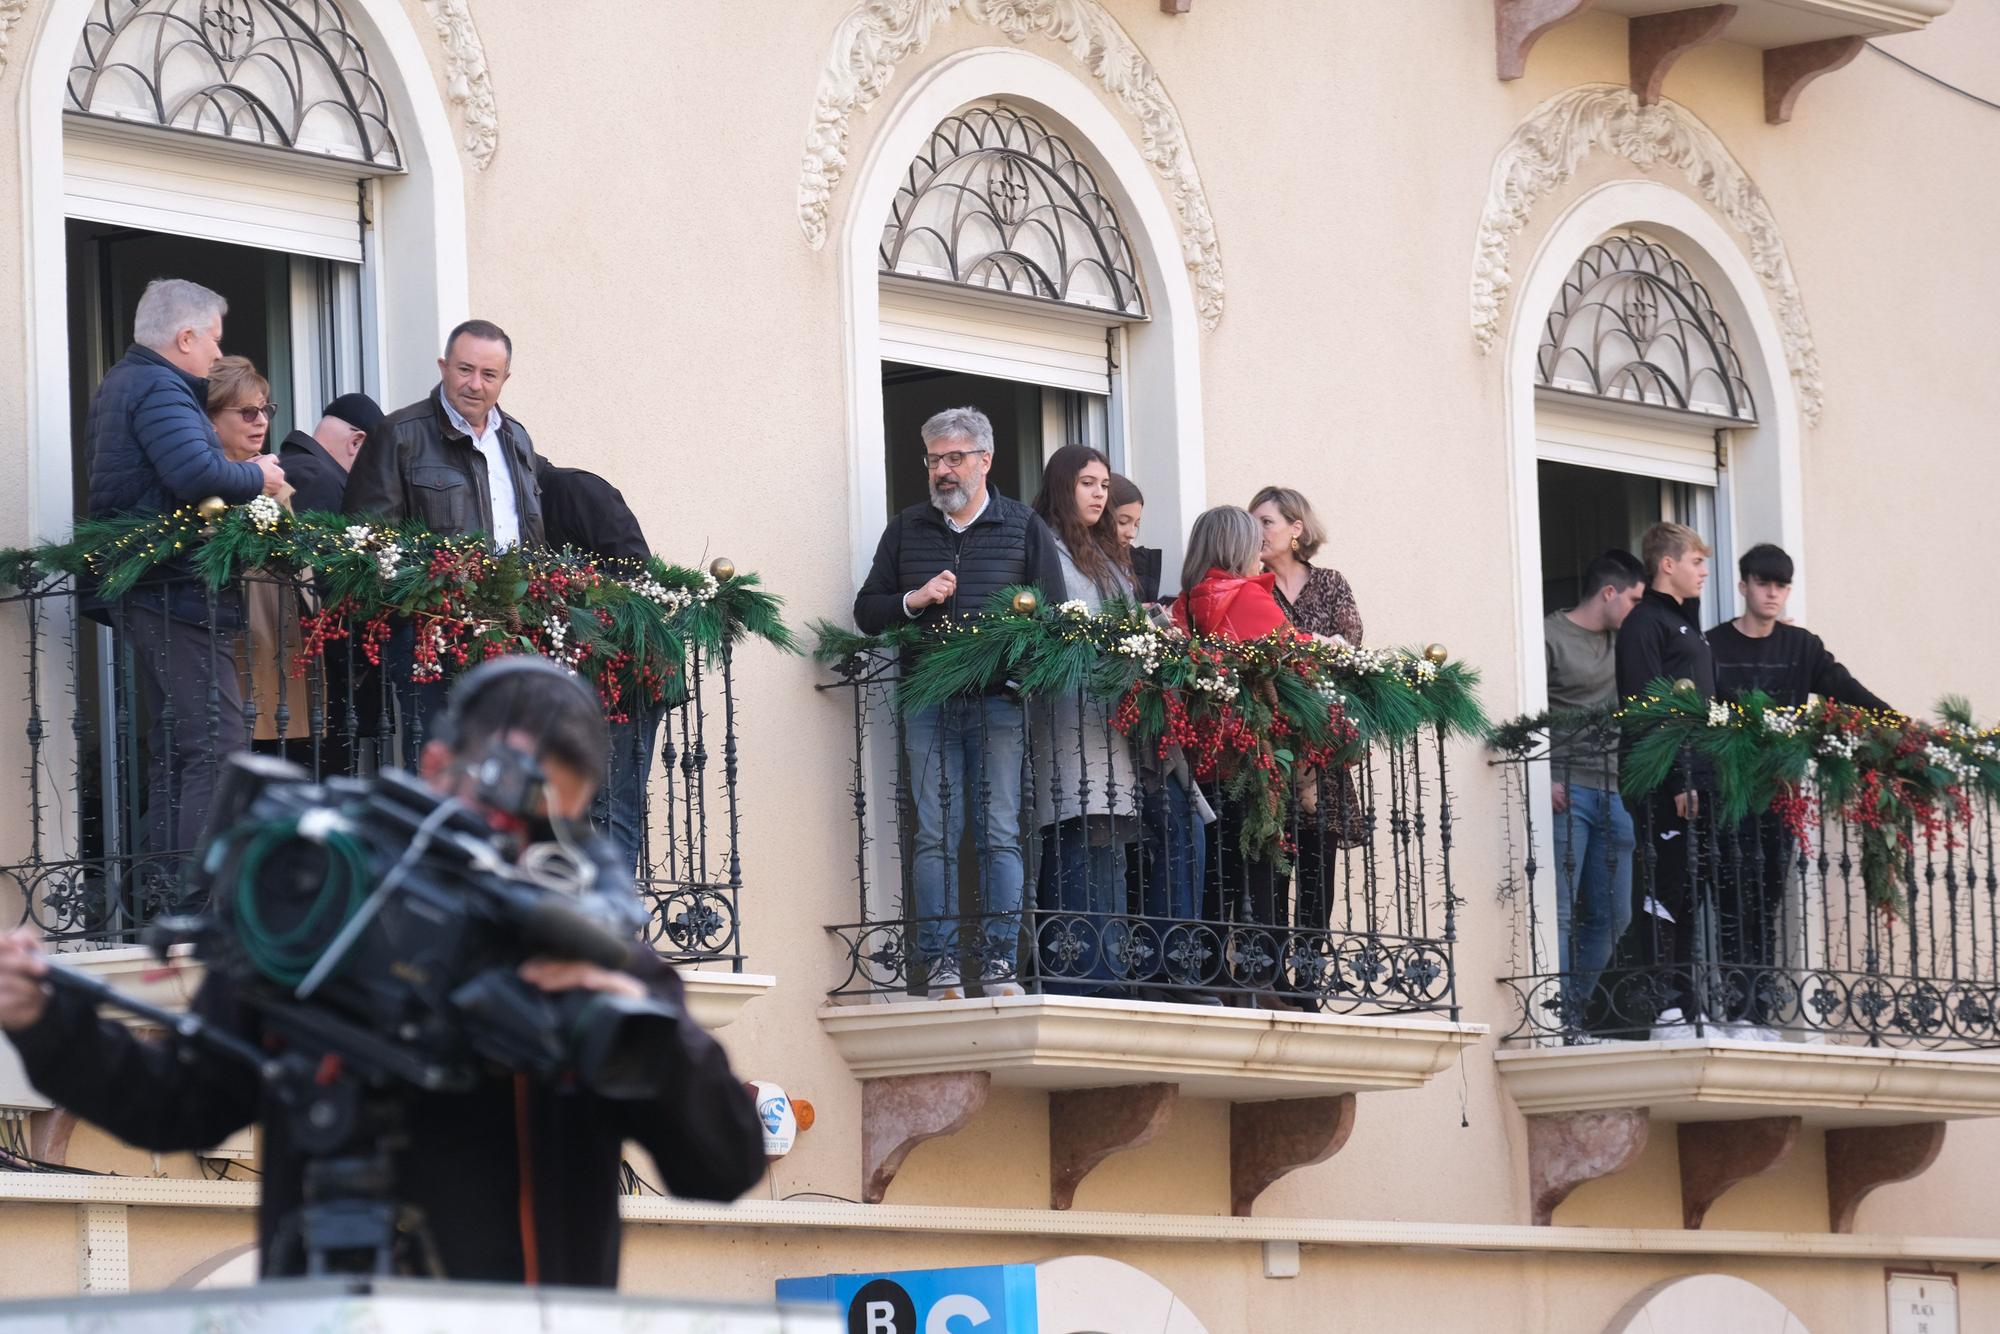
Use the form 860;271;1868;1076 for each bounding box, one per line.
275;392;388;776
279;392;384;516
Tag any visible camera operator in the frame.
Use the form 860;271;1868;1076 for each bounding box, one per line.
0;659;766;1287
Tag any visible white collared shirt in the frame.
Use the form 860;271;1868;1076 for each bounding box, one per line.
439;393;521;549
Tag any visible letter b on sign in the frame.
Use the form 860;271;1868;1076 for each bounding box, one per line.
850;1278;916;1334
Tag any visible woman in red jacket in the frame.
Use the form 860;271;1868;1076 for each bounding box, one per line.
1173;506;1303;1005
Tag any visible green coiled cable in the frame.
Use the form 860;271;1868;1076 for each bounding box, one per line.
230;819;372;987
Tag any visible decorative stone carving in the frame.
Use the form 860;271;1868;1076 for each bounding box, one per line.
799;0;1226;330
420;0;498;171
0;1;31;77
1471;84;1824;426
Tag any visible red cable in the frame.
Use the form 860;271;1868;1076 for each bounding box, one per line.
513;1073;540;1285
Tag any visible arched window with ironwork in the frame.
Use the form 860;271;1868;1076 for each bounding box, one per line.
1537;233;1755;422
67;0;401;168
879;102;1145;317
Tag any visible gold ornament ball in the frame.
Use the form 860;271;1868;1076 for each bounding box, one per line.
708;557;736;583
1673;678;1697;693
1423;643;1449;666
1010;589;1040;617
195;496;228;525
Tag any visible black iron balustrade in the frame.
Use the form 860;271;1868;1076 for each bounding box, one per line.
1495;739;2000;1047
0;568;743;966
821;649;1460;1015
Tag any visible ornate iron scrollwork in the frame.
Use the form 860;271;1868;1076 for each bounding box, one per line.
1537;233;1755;421
68;0;401;169
880;102;1145;316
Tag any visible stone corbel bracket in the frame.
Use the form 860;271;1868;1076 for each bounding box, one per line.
1050;1083;1178;1210
1527;1107;1650;1225
1765;36;1867;124
1679;1115;1800;1229
1629;5;1737;106
1826;1121;1946;1233
1495;0;1599;80
797;0;1225;330
862;1071;991;1204
1230;1095;1356;1218
1470;84;1824;425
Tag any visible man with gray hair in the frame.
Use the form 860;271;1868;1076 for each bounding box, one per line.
855;406;1065;1000
81;278;287;857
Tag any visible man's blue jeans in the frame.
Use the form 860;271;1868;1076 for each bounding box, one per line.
905;696;1026;983
1552;781;1636;1010
1139;775;1206;988
595;705;663;875
1037;820;1127;992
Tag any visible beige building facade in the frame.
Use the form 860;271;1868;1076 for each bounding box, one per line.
1;1;1998;1331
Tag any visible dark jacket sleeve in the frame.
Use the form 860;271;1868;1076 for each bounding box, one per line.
1805;631;1894;713
1615;610;1668;702
853;518;912;634
281;451;346;518
1024;514;1067;603
6;974;260;1153
615;957;766;1201
342;425;406;522
134;381;264;505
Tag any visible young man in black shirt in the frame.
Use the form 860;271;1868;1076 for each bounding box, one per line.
1704;544;1893;1037
1706;544;1892;713
1612;522;1713;1037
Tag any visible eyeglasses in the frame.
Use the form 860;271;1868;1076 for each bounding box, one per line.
227;404;276;424
923;449;987;472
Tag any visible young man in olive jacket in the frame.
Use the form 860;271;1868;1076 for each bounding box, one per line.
0;663;765;1286
854;406;1066;1000
1612;522;1714;1036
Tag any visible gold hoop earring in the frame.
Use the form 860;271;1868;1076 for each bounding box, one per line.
1289;536;1300;555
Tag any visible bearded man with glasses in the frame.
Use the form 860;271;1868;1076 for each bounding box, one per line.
855;406;1066;1000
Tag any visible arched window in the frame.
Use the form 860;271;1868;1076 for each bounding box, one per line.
880;103;1144;316
67;0;401;168
1537;233;1755;422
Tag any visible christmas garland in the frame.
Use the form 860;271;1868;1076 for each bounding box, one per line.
1490;684;2000;914
813;589;1488;868
0;501;797;720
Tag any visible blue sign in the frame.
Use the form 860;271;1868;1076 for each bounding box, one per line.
778;1264;1038;1334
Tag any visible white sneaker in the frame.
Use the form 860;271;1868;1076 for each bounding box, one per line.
926;984;965;1002
1650;1008;1699;1041
980;963;1024;999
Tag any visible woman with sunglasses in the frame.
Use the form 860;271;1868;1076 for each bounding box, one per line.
206;357;318;768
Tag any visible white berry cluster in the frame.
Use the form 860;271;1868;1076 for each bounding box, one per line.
629;570;718;617
1817;732;1861;760
1923;743;1982;785
1056;599;1091;618
344;524;375;548
1191;666;1240;704
1329;644;1397;676
243;495;283;533
1763;709;1803;737
1409;656;1438;684
1707;701;1732;727
1112;629;1163;675
375;544;404;579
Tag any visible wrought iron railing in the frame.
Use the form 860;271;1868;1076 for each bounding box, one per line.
1495;741;2000;1047
821;650;1460;1015
0;569;743;966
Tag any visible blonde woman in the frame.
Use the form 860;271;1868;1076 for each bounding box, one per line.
206;358;318;765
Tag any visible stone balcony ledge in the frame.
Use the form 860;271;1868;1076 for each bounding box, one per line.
1496;1038;2000;1126
821;993;1486;1100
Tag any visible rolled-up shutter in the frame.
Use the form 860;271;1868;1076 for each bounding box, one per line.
1534;400;1719;486
63;119;369;263
879;278;1125;395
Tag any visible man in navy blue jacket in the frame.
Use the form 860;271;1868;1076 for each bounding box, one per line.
82;279;286;856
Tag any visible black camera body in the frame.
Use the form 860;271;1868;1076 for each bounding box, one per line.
176;754;680;1101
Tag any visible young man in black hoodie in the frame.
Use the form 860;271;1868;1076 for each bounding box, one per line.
1704;544;1893;1036
1612;522;1713;1036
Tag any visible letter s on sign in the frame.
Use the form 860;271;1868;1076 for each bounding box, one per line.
925;1294;992;1334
